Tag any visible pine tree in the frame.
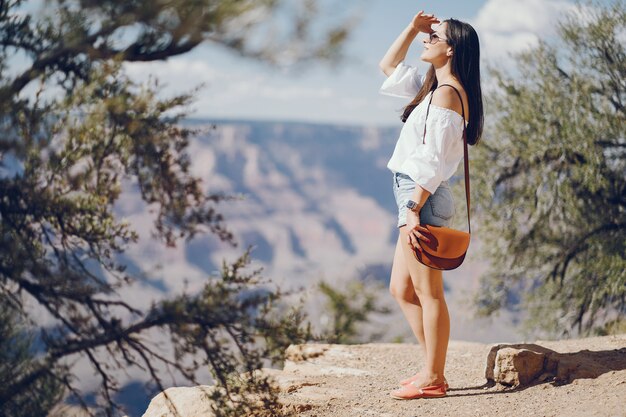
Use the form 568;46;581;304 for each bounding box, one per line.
0;1;349;415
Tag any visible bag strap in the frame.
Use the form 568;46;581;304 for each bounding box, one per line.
422;84;471;234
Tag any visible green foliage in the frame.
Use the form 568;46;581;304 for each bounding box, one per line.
470;1;625;338
0;300;66;417
317;279;392;344
0;0;349;416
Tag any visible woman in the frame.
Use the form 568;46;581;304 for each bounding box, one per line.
379;11;483;400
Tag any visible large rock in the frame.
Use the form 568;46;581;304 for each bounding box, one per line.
492;347;546;386
485;341;626;388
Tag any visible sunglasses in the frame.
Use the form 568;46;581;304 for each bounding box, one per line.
427;32;448;44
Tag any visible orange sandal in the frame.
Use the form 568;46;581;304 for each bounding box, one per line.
390;381;447;400
399;372;449;389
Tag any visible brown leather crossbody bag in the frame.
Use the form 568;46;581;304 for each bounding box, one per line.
412;84;471;270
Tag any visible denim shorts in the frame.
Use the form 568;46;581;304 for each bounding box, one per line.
392;172;456;228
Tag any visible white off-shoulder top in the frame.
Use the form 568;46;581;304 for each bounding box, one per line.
380;61;468;194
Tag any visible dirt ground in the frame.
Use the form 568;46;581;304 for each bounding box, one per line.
270;334;626;417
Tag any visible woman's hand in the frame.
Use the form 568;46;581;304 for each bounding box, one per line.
409;11;440;34
406;209;431;250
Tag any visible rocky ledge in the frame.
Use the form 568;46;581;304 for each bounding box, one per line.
143;334;626;417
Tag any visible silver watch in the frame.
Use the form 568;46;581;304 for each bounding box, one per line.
406;199;422;212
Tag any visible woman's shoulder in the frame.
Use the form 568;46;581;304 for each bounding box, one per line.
430;84;469;123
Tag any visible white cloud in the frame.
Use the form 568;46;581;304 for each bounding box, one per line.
471;0;577;62
123;53;341;124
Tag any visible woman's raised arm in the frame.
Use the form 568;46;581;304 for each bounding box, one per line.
379;11;439;77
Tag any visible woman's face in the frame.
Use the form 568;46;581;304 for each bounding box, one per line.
419;22;452;64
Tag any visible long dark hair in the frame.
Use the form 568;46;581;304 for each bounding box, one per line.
401;18;483;146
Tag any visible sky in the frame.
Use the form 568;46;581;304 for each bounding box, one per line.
121;0;600;127
14;0;610;127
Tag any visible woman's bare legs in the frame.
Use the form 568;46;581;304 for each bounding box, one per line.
389;232;427;359
398;225;450;387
